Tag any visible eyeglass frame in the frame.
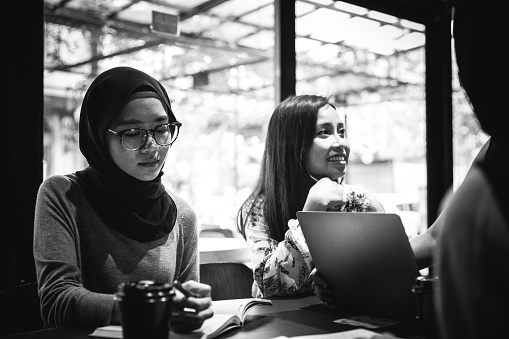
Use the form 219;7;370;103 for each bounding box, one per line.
107;121;182;151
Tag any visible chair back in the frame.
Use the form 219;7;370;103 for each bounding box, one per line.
199;262;254;300
0;282;44;335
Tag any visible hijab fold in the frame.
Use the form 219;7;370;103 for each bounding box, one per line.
76;66;177;242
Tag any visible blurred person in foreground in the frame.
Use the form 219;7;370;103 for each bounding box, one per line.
33;66;213;331
434;0;509;338
310;0;509;337
236;94;385;298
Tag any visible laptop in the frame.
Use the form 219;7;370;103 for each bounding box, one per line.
297;211;420;322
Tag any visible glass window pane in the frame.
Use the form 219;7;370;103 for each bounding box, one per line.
44;0;275;247
296;1;427;239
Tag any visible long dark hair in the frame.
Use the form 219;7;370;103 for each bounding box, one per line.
237;95;334;241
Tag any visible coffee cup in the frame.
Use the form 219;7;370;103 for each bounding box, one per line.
115;280;174;339
412;275;439;339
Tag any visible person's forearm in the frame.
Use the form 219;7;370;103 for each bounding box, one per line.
253;233;313;297
410;230;437;270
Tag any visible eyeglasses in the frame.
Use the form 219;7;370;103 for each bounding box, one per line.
107;122;182;151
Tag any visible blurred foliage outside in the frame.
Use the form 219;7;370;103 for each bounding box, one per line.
43;18;487;237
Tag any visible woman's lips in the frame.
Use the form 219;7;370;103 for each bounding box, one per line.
327;155;346;164
139;159;160;167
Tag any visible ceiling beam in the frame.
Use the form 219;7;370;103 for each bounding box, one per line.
160;56;270;82
337;0;449;24
179;0;231;20
44;0;425;75
44;7;270;72
300;0;424;33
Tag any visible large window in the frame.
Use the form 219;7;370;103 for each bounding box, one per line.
294;1;428;236
44;0;485;246
44;0;277;237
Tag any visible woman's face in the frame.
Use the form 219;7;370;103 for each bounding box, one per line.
106;97;170;181
307;105;350;181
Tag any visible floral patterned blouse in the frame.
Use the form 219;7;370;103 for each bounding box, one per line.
242;184;383;298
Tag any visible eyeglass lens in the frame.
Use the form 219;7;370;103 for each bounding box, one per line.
121;124;178;150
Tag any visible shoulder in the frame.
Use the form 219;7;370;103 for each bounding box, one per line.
35;174;89;220
241;194;265;215
40;173;74;186
441;165;504;238
38;173;82;196
447;166;491;211
166;188;197;225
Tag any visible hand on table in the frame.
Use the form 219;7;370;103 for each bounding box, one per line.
309;268;334;305
171;280;213;333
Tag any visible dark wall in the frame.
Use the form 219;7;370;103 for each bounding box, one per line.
4;2;44;291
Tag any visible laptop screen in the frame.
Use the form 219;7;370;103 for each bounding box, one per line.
297;211;420;322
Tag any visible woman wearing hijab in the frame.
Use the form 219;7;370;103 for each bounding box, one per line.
33;66;212;331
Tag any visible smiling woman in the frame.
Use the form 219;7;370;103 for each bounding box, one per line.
236;94;384;298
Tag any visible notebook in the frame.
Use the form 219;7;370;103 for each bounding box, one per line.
297;211;420;322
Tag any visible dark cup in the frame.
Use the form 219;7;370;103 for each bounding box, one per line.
412;275;439;339
115;280;175;339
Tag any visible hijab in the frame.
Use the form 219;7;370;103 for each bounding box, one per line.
76;66;177;242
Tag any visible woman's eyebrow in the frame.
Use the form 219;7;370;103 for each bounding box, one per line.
155;116;170;123
316;121;343;128
116;118;143;127
316;121;331;127
116;116;169;128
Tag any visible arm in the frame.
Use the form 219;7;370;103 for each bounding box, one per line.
172;192;199;282
304;179;383;212
167;191;213;332
243;199;314;298
410;138;490;270
34;176;115;328
410;221;440;270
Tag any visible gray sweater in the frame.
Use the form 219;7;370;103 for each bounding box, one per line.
33;174;198;328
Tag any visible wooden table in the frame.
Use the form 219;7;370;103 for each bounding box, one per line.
1;295;422;339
